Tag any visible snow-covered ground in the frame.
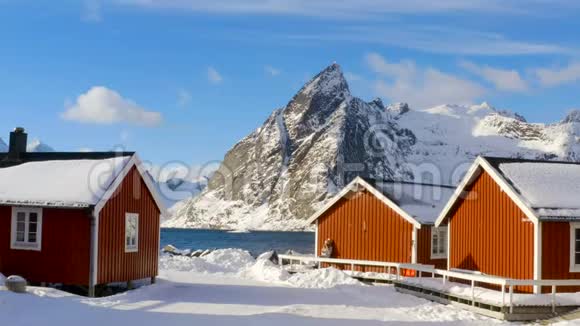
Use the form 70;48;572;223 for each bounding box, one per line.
0;250;575;325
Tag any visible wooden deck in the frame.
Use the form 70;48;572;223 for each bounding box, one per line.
280;255;580;322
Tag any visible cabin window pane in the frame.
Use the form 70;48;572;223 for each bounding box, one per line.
576;228;580;264
572;224;580;269
431;227;447;258
432;234;438;253
439;229;447;254
125;213;139;253
11;208;42;250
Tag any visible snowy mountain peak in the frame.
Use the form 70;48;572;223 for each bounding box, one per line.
168;63;415;230
27;139;55;152
297;63;349;98
562;110;580;124
369;98;385;110
386;102;410;117
282;63;351;142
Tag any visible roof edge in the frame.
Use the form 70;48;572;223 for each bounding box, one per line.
304;176;422;228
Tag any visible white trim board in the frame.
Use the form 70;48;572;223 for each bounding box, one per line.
304;176;422;228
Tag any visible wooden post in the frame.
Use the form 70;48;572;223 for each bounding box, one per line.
551;285;556;314
471;280;475;306
127;280;134;290
151;276;156;284
509;285;514;314
88;285;95;298
501;285;506;308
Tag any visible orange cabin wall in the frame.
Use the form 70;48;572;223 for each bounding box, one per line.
0;206;91;285
541;221;580;293
447;170;535;292
316;189;445;271
97;166;160;284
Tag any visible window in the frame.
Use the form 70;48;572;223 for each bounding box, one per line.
431;226;447;259
125;213;139;253
11;207;42;251
570;223;580;272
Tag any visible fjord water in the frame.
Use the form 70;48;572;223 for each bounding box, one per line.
160;228;315;256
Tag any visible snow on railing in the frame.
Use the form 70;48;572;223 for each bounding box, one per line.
278;254;580;314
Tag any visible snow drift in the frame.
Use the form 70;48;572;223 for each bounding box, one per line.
160;248;361;288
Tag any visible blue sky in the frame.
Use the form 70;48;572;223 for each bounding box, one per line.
1;1;580;167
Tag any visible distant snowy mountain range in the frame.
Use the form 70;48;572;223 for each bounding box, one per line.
0;138;54;153
164;63;580;231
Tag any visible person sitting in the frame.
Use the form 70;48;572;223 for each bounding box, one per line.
320;239;334;258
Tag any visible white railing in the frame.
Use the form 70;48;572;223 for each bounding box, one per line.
278;254;432;280
278;254;580;314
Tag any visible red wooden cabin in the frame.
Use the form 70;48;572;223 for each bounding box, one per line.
306;177;454;271
436;156;580;293
0;128;165;296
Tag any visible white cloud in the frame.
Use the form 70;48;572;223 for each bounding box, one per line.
82;0;102;22
367;53;486;108
459;61;528;92
264;65;281;76
79;147;94;152
207;66;223;84
62;86;162;126
344;72;363;82
177;88;192;108
113;0;550;17
292;26;569;56
533;62;580;87
366;53;417;78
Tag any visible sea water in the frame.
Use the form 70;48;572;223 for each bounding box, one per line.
160;228;314;256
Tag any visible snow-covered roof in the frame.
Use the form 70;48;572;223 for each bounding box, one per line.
370;181;456;224
436;156;580;226
491;159;580;220
0;157;131;208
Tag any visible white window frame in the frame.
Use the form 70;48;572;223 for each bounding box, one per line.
569;222;580;272
10;207;43;251
125;213;139;253
430;226;448;260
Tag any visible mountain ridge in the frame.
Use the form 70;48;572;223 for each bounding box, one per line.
165;63;580;230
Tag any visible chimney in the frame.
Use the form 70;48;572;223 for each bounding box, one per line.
8;127;27;161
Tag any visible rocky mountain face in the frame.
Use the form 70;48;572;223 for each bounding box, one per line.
0;138;6;152
165;64;580;230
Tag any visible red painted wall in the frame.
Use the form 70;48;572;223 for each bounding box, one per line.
97;166;160;284
541;221;580;293
0;206;91;285
446;170;534;292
